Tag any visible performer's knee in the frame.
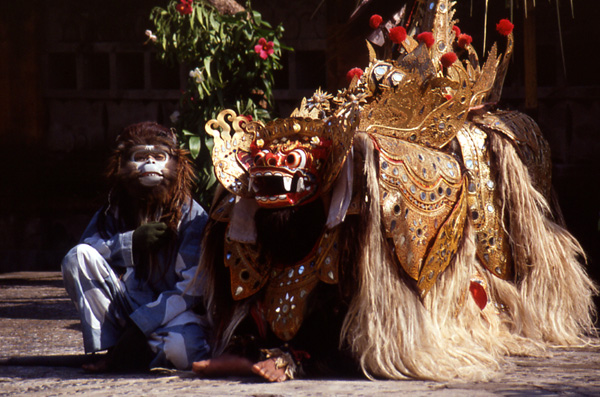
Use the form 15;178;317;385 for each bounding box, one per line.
61;244;105;282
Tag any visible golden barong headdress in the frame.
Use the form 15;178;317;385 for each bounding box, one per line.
358;0;514;149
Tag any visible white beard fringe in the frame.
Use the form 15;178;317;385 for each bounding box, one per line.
489;132;597;345
341;132;597;381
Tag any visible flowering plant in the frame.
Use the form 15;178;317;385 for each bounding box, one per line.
148;0;288;205
254;37;274;59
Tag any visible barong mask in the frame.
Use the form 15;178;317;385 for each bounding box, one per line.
206;107;359;208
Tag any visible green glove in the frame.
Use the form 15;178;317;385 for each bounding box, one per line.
132;222;168;257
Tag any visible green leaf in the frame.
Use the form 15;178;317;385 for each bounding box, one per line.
203;56;212;78
188;135;201;159
148;1;292;200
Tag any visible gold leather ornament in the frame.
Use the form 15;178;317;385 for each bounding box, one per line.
205;110;255;198
373;133;466;293
456;124;512;279
359;0;513;151
223;216;342;341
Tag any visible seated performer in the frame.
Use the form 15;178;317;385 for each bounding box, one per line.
191;0;596;383
62;121;210;372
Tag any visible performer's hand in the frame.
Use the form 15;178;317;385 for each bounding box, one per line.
133;222;168;254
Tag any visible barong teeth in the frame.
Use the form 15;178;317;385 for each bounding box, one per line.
297;177;305;192
283;175;292;191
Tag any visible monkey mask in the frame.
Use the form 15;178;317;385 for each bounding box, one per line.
107;122;195;230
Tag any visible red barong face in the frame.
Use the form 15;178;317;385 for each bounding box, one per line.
246;135;331;208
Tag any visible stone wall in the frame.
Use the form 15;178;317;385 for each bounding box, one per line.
1;1;598;283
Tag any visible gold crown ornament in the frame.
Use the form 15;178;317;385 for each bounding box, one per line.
358;0;514;149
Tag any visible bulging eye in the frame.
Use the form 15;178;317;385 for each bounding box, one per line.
253;150;269;165
285;149;307;169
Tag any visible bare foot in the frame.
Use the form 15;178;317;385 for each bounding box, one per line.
252;357;288;382
192;354;255;377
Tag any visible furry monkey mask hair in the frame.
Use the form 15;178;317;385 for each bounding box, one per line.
104;121;195;233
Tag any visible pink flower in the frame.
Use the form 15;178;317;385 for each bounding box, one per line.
416;32;434;48
346;67;363;83
389;26;407;44
457;34;473;48
496;19;514;36
440;52;458;68
254;38;274;60
176;0;193;15
369;14;383;29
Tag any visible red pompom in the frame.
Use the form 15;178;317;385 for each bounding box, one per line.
452;25;461;37
369;14;383;29
457;34;473;48
496;19;514;36
469;281;488;310
440;52;458;68
389;26;407;44
416;32;435;48
346;67;364;84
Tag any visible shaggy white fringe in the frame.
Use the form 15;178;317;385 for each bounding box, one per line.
341;131;597;382
489;132;597;345
342;133;498;381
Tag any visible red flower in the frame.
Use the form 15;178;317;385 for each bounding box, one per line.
254;38;274;59
389;26;407;44
369;14;383;29
452;25;461;37
346;67;363;83
243;115;253;122
457;34;473;48
496;19;514;36
176;0;193;15
440;52;458;68
416;32;434;48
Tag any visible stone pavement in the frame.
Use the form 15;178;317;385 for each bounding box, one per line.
1;271;600;396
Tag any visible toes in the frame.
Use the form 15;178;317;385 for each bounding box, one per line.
192;360;210;374
276;373;288;382
251;361;288;382
251;363;265;377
